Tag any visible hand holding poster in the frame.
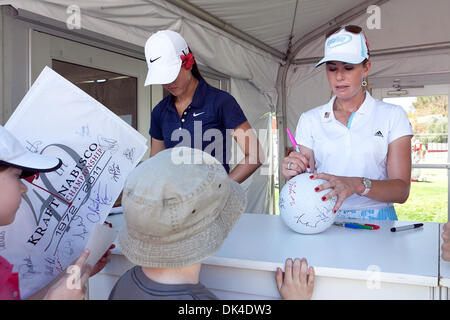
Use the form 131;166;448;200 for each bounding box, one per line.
84;223;118;269
0;67;147;298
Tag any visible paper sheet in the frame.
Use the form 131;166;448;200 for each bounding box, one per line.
84;223;118;268
0;67;147;298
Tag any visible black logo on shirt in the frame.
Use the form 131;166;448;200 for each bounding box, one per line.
374;131;383;138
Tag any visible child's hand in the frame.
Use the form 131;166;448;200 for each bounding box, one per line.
90;221;115;276
44;249;91;300
276;258;314;300
90;244;115;277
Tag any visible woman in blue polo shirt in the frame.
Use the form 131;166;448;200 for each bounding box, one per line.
282;25;413;220
144;30;262;183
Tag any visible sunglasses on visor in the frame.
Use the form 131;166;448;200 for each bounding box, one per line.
326;25;363;38
325;25;370;57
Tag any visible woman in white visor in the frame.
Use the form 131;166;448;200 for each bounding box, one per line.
282;25;413;221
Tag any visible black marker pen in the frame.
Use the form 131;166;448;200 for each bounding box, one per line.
391;223;424;232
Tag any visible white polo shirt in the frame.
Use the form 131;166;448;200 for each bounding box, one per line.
295;92;413;211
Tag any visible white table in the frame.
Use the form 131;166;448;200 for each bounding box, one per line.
201;214;440;300
439;223;450;300
88;213;442;300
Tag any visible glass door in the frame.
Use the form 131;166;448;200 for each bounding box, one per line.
30;30;151;154
30;30;152;209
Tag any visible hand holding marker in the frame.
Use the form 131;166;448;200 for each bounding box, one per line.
286;128;310;173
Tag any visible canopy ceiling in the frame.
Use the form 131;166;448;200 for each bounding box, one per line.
177;0;373;56
1;0;385;61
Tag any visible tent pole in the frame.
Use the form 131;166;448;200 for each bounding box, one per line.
276;63;288;191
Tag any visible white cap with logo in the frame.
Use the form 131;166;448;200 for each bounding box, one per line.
144;30;190;86
0;125;62;178
315;28;369;67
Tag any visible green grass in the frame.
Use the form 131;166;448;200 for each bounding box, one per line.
396;179;448;223
274;177;448;223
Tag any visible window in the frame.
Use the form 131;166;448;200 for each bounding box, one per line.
52;60;138;129
383;94;448;222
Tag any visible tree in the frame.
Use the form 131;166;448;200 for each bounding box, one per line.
412;95;448;118
408;95;448;144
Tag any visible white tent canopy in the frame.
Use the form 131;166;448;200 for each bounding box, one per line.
2;0;450;215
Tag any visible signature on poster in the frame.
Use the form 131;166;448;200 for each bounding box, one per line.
19;256;41;280
25;140;42;153
71;216;89;240
108;163;121;182
76;125;91;137
98;136;118;154
87;182;112;223
123;147;135;163
61;240;74;259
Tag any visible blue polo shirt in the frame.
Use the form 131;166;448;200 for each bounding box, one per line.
150;78;247;173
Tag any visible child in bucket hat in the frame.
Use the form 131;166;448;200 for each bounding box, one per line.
109;147;314;300
109;147;245;299
0;125;112;300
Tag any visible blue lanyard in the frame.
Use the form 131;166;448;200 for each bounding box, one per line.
347;112;355;129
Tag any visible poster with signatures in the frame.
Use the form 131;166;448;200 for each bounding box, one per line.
0;67;147;298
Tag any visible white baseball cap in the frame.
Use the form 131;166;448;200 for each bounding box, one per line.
0;125;62;178
315;28;369;67
144;30;190;86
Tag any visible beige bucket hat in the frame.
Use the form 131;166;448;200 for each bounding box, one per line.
118;147;247;268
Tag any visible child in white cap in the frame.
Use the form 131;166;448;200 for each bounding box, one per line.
282;25;413;221
109;147;314;300
0;125;110;300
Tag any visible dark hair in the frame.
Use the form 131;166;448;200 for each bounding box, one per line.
188;47;204;81
0;164;9;172
191;62;203;81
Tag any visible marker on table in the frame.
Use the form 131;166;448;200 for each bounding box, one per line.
334;222;377;230
286;128;310;173
390;223;424;232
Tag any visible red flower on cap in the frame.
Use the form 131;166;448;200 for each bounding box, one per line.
180;52;195;70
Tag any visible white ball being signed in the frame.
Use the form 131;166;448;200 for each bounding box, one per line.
279;173;337;234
